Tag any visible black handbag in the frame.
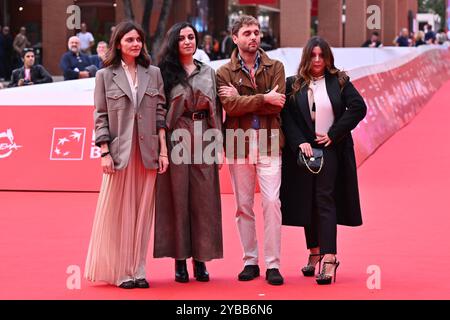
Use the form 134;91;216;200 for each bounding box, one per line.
297;148;324;174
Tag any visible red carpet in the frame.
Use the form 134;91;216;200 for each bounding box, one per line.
1;81;450;300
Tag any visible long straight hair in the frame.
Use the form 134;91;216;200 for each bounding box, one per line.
103;21;151;68
292;36;344;96
156;22;199;103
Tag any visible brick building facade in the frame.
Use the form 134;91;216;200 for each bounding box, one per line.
1;0;419;76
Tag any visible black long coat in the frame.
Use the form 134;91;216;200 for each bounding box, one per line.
280;71;367;227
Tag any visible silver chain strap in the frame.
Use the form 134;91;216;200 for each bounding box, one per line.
301;153;324;175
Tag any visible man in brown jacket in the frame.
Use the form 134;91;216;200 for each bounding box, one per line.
217;15;286;285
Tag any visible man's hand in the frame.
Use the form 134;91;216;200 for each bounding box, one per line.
79;71;90;79
218;82;239;98
264;85;286;108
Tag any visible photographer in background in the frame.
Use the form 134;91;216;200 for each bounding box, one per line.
8;48;53;88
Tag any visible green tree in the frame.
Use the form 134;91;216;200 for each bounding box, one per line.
122;0;173;58
418;0;446;29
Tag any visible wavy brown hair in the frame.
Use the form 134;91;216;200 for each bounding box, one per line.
103;21;151;68
291;36;347;96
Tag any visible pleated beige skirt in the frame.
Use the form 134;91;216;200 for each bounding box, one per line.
84;136;157;286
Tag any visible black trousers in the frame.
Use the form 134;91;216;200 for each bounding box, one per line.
304;147;338;255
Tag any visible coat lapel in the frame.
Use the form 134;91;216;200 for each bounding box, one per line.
112;65;133;102
325;71;342;118
295;86;315;133
137;64;150;108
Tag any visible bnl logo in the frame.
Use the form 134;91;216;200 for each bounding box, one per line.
50;128;86;161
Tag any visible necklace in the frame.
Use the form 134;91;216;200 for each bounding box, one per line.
312;75;325;85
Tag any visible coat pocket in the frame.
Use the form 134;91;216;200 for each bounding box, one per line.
106;91;127;110
142;88;162;109
144;88;160;97
141;134;160;169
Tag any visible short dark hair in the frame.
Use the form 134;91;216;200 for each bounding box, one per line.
372;31;379;37
103;21;151;68
231;15;260;36
22;48;34;58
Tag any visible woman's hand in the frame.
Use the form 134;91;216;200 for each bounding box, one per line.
299;143;313;158
158;155;169;174
158;128;169;174
102;154;115;174
315;133;332;147
218;82;239;98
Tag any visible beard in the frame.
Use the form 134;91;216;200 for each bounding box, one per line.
241;42;259;54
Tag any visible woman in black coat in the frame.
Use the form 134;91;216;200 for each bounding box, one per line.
280;36;367;285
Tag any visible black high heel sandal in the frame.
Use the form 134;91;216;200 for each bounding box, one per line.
193;260;209;282
316;258;340;285
301;254;323;277
175;259;189;283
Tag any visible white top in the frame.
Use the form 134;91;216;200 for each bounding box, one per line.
121;60;138;109
193;48;211;64
76;32;95;51
309;77;334;135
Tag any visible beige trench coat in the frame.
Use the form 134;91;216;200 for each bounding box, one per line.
94;64;167;170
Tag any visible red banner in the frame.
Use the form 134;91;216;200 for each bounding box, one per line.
351;49;450;166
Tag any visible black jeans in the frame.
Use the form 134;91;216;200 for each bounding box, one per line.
304;147;338;255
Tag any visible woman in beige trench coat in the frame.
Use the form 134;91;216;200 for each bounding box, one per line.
84;21;169;289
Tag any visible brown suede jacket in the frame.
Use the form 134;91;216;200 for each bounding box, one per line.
216;48;286;158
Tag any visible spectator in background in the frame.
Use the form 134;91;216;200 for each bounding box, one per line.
395;28;411;47
8;48;53;87
415;31;426;47
201;34;219;61
362;31;383;48
110;25;116;41
0;25;5;80
0;24;2;78
220;30;235;59
0;25;14;80
13;26;31;68
424;23;436;44
90;41;108;69
437;29;448;45
60;36;97;81
77;22;95;55
261;28;276;51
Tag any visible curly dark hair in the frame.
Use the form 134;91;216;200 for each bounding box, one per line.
155;22;199;104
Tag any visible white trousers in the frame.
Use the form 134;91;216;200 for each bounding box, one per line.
229;133;282;269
